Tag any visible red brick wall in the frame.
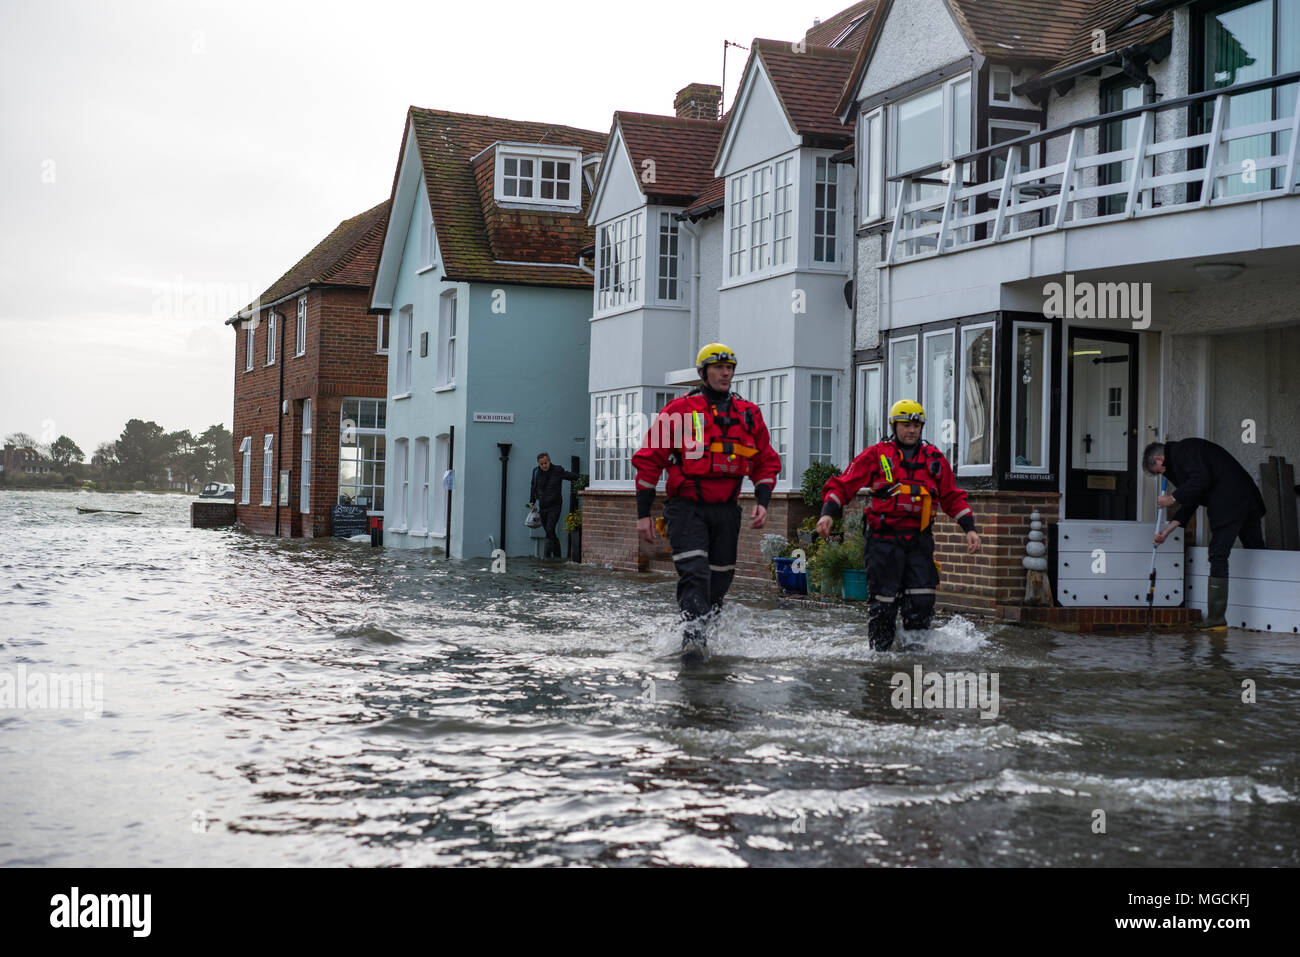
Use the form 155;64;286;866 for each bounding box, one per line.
581;487;1062;615
232;287;387;538
580;489;819;579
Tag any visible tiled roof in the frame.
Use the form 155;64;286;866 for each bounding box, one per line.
1040;1;1174;76
945;0;1095;64
407;108;607;289
614;112;724;204
233;200;390;319
835;0;1162;116
804;1;877;50
682;176;725;219
753;38;859;145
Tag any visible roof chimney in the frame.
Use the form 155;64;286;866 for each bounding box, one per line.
674;83;723;121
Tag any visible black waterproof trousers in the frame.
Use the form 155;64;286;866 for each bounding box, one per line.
540;505;563;558
1207;505;1266;578
663;498;741;634
865;530;939;651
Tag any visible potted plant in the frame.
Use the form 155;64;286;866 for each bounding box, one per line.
810;530;865;596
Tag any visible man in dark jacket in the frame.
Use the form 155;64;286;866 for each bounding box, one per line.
529;453;579;559
1143;439;1267;630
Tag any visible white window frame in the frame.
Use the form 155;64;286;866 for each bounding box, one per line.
431;434;450;537
957;322;995;477
726;152;798;283
412;437;429;535
265;312;277;366
738;371;790;485
300;399;312;514
494;145;582;209
808;372;836;466
395;306;413;396
887;72;973;215
591;389;641;487
991;66;1014;104
393;438;409;533
855;363;884;453
988;120;1043;179
888;335;920;410
418;201;438;269
295;297;307;357
338;398;386;515
923;329;956;462
376;314;390;355
812;155;840;265
655;212;682;304
437;292;457;387
1010;321;1052;474
859;107;885;225
261;433;274;506
239;436;251;504
245;323;255;372
596;211;643;315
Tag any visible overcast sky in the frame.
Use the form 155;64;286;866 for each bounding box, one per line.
0;0;836;453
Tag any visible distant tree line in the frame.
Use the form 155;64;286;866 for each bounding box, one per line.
2;422;233;491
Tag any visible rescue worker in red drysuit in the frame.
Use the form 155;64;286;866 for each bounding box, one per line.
632;344;782;661
818;400;981;651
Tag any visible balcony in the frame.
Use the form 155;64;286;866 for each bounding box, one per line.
886;71;1300;266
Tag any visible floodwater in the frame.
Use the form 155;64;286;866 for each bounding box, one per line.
2;489;1297;867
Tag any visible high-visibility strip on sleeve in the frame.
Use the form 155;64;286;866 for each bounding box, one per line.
826;491;842;505
755;477;776;488
954;508;972;520
637;480;657;489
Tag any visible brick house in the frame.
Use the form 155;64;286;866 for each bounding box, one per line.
226;200;390;537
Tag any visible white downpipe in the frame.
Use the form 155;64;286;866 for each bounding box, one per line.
678;217;702;355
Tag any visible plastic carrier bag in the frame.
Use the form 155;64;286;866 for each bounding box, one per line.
524;504;542;529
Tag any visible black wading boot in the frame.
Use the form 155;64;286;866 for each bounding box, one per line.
1195;577;1229;631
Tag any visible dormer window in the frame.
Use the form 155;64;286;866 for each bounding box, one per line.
494;144;582;208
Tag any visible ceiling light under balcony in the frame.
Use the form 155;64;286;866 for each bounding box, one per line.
1194;262;1245;282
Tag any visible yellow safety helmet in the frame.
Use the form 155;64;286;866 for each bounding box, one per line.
696;342;738;377
889;399;927;426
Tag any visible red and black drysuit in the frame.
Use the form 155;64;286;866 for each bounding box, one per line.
632;385;782;634
821;438;977;650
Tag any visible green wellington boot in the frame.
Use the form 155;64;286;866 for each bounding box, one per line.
1195;577;1229;631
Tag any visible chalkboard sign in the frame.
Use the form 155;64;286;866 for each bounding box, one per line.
332;504;369;538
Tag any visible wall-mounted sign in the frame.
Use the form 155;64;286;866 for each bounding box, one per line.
1086;474;1117;490
474;413;514;424
279;471;290;502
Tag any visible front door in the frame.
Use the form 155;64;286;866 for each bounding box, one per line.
1066;330;1139;520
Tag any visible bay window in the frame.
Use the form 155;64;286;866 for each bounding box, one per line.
727;155;795;280
737;371;790;483
597;212;643;313
813;157;840;263
593;390;640;484
958;324;994;475
809;373;835;464
657;214;680;301
923;330;955;461
1011;322;1050;471
888;336;919;409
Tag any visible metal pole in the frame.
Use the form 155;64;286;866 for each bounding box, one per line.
497;443;512;555
445;425;454;559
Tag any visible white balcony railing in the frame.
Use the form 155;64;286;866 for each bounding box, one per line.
886;71;1300;264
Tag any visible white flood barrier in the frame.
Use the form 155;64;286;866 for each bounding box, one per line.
1187;548;1300;634
1056;521;1183;606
